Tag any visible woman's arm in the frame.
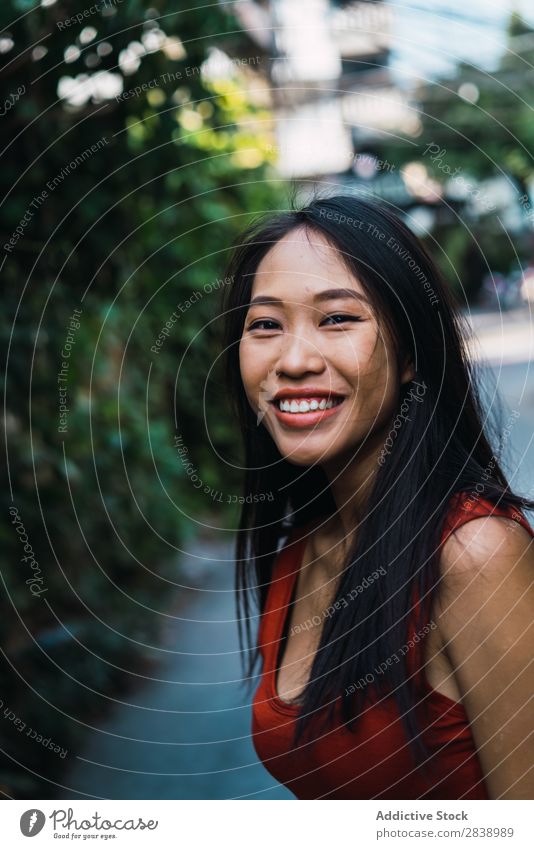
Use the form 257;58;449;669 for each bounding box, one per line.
437;513;534;799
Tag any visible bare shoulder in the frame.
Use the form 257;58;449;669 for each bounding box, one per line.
439;511;534;582
433;508;534;798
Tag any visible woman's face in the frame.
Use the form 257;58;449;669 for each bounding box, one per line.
238;227;414;468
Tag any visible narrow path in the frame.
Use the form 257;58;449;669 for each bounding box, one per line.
63;535;292;800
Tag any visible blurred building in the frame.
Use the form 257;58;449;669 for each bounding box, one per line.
232;0;419;205
230;0;534;293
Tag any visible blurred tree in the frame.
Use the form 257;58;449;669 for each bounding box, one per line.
382;12;534;299
0;0;281;797
415;12;534;192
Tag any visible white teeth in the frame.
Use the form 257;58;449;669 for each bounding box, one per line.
277;397;341;413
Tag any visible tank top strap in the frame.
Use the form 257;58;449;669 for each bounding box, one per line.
440;491;533;545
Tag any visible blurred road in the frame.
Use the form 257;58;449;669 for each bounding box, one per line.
466;305;534;368
63;307;533;801
466;306;534;512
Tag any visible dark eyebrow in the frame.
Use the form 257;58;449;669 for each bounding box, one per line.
247;288;371;308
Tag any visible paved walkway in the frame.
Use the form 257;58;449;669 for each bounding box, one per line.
63;537;292;800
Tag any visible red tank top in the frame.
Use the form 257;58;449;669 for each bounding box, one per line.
251;493;534;799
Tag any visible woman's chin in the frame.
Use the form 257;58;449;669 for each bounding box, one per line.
278;443;343;468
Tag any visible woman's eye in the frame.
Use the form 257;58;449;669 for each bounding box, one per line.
247;319;280;331
246;314;364;331
321;314;363;325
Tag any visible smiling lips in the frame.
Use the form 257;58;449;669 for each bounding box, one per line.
268;392;346;427
274;396;344;413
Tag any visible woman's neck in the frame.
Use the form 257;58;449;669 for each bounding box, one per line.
321;441;381;537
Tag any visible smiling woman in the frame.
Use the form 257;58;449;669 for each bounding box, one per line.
220;194;534;800
238;225;414;476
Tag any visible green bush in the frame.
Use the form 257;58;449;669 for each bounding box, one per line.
0;0;283;797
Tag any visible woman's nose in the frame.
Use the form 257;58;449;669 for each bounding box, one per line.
275;332;325;377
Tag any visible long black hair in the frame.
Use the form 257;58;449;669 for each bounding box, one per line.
221;193;534;767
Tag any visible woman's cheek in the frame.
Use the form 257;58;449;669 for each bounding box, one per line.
239;354;259;411
355;340;389;380
238;342;252;385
